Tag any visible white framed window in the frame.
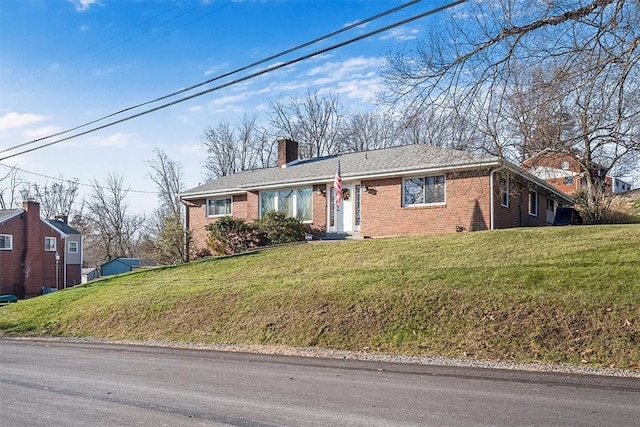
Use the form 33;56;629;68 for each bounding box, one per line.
45;237;57;251
68;241;78;253
528;190;539;217
206;197;232;217
403;175;445;206
560;160;570;170
259;187;312;222
500;178;509;207
0;234;13;250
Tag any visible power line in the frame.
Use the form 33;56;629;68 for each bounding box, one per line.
0;163;158;194
0;0;467;161
0;0;424;156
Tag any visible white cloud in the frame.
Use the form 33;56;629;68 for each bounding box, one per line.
379;27;420;41
93;68;114;77
23;125;64;139
70;0;99;12
0;112;51;131
88;132;139;147
204;63;227;76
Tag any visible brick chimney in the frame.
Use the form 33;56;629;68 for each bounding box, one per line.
23;200;43;297
277;138;298;167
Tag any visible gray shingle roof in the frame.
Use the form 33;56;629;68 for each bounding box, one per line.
46;219;81;235
182;144;500;198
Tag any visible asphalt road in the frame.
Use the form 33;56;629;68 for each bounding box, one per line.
1;339;638;426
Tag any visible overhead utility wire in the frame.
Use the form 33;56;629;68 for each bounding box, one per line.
0;164;158;194
0;0;423;155
0;0;467;162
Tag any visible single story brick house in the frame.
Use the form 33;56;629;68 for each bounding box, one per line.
181;140;574;254
0;201;82;298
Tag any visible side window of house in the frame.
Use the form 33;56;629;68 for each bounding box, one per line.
403;175;446;206
528;190;538;217
45;237;57;251
207;197;232;217
500;178;509;207
68;241;79;253
0;234;13;250
563;176;574;185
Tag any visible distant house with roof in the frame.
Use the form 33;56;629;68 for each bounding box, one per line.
522;150;633;195
180;140;574;255
100;258;141;277
0;201;82;298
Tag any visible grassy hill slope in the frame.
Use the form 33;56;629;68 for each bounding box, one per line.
1;225;639;369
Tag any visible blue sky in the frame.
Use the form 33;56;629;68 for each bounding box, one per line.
0;0;458;213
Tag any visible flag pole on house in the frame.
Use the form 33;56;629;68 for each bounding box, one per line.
334;156;342;208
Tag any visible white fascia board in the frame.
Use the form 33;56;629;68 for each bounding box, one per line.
180;189;245;200
42;219;69;238
0;210;23;224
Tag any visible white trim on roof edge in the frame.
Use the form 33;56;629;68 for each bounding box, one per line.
180;160;502;199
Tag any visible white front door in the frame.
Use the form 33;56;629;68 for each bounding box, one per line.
328;182;361;233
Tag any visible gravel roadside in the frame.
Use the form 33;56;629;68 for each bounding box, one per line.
3;335;639;378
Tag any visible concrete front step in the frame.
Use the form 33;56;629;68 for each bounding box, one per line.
322;232;365;240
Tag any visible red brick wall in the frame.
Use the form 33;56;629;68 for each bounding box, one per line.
312;188;327;233
0;214;24;297
66;263;81;288
492;177;556;229
185;169;560;252
360;171;493;237
187;195;251;254
187;189;329;253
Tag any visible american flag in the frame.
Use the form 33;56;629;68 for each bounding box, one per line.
334;158;342;207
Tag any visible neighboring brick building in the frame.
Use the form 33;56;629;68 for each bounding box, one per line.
181;141;574;254
522;150;633;195
0;201;82;299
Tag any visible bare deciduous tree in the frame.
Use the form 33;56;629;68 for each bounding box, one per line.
85;173;145;262
202;114;274;179
146;149;190;264
19;177;80;219
269;91;345;158
0;166;24;209
381;0;640;182
340;111;399;152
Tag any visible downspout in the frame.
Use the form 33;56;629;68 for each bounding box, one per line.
179;198;189;262
63;236;67;289
490;163;507;231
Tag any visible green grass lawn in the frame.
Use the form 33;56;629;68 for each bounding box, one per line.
1;225;639;369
